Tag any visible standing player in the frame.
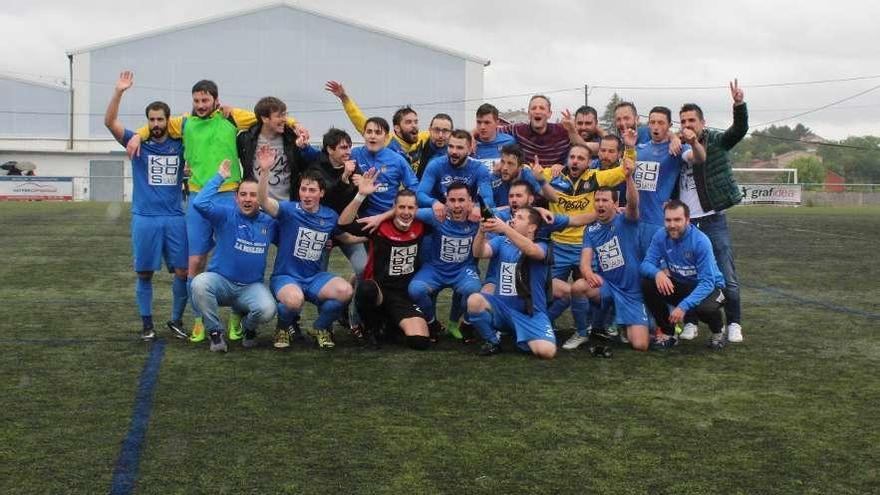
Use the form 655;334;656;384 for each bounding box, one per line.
640;200;727;350
350;117;421;217
338;173;431;350
467;208;557;359
414;113;454;179
570;160;652;352
256;147;360;350
104;70;188;341
128;78;298;342
499;94;571;165
677;80;749;343
562;105;605;156
190;161;278;352
473;103;516;172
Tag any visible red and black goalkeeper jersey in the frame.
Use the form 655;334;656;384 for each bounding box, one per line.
340;218;425;292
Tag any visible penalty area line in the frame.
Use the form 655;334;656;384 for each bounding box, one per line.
109;339;166;495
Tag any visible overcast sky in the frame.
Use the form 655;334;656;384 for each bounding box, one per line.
2;0;879;139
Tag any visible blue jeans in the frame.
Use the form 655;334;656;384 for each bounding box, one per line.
692;212;741;324
191;272;277;333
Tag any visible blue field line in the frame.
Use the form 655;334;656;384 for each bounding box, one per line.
109;339;166;495
744;282;880;321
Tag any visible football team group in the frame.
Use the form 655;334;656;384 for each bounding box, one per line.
104;70;748;359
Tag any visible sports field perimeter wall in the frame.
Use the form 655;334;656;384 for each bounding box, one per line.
802;192;880;206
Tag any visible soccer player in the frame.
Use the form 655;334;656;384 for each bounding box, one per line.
189;160;278;352
414;113;454;179
256;147;361;350
408;183;482;341
103;70;188;341
128;78;298;342
338;173;430;350
633;106;704;257
613;101;682;154
640;200;727;350
238;96;312;201
325;80;431;173
350;117;420;217
472;103;516;172
499;94;571;165
677;80;749;343
561;105;604;156
490;144;542;208
570;160;653;352
532;143;626;325
467;207;557;359
417;129;495;214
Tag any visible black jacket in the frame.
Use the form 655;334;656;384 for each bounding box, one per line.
237;123;306;201
306;152;359;214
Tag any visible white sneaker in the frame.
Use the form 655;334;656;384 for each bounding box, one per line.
679;323;698;340
726;323;743;343
562;333;590;350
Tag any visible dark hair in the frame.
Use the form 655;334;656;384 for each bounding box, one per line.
649;106;672;124
664;199;690;218
614;101;638;117
239;177;259;187
519;206;545;229
680;103;704;120
446;181;471;198
430;113;454;129
476;103;499;119
392;106;417;126
595;185;619;202
322;128;352;151
509;179;535;196
500;143;523;163
191;80;218;100
574;105;598;120
145;101;170;119
450;129;473;144
569;142;592;157
254;96;287;119
365;116;390;134
395;189;417;203
600;134;622;150
529;94;551;109
299;169;326;191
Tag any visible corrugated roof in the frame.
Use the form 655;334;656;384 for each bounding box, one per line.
66;1;490;66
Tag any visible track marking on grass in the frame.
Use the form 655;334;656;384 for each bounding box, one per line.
744;282;880;321
109;339;166;495
730;219;870;241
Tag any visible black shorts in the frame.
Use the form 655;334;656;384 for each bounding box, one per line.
378;290;425;327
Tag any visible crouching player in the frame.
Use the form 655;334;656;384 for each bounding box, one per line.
256;146;361;350
467;208;557;359
338;170;430;349
190;160;278;352
570;156;651;352
640;200;727;350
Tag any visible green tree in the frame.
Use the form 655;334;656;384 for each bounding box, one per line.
818;136;880;183
789;156;825;184
601;93;623;127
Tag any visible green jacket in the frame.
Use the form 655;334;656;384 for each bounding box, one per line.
693;103;748;212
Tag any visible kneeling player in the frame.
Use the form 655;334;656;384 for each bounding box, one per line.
339;173;430;349
467;208;556;360
571;164;651;352
256;146;361;350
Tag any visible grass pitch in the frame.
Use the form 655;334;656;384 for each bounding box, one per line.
0;203;878;494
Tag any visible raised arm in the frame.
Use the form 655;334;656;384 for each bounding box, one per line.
681;127;706;165
530;157;560;202
255;145;280;217
472;221;493;259
484;218;545;261
104;71;132;144
622;152;639;221
193;160;231;222
339;168;378;226
720;79;749;150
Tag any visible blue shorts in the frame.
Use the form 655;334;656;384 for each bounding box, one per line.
637;222;663;260
271;272;337;304
551;242;582;280
599;282;650;326
411;265;481;296
485;294;556;350
187;190;234;256
131;214;187;272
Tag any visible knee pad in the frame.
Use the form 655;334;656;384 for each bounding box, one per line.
406;335;431;350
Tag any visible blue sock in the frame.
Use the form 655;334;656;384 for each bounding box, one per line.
171;277;187;322
186;276;201;318
571;295;590;337
141;315;153;329
548;297;569;322
277;304;299;328
135;278;152;317
468;310;498;345
314;299;345;330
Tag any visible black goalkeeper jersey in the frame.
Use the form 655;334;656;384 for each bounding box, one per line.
341;218;425;292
